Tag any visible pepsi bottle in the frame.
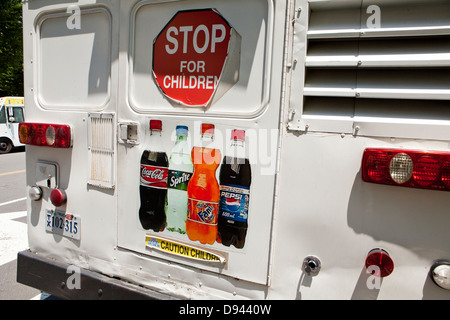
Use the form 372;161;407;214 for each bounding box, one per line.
139;120;168;232
218;129;251;249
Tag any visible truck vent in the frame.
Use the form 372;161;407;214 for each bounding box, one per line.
87;113;115;189
303;1;450;134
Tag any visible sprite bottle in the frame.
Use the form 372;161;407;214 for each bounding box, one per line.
165;125;193;234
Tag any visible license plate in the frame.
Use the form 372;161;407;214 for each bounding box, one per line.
45;209;80;240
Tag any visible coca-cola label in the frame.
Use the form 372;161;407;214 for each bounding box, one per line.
187;198;218;225
140;164;168;189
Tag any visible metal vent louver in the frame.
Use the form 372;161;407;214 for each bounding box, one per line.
302;0;450;138
87;113;115;189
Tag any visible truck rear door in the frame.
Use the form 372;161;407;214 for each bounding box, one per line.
115;0;286;285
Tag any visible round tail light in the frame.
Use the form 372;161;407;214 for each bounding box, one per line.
389;153;413;184
365;248;394;278
50;188;67;207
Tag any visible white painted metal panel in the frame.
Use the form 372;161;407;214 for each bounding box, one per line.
23;0;120;289
36;8;112;110
128;0;272;119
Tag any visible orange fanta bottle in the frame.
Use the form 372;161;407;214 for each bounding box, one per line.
186;123;221;245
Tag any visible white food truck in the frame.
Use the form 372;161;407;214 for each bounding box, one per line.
17;0;450;301
0;96;24;153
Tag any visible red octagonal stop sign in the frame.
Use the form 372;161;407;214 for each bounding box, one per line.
153;9;241;107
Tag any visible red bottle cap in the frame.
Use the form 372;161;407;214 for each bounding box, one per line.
231;129;245;141
150;120;162;131
201;123;214;134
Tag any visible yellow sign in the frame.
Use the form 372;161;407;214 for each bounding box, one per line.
1;97;24;106
145;235;226;264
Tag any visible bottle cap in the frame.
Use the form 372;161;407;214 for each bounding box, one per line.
176;125;188;136
231;129;245;141
201;123;215;135
150;120;162;131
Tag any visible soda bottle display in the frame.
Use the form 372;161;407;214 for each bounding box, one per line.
218;129;251;249
186;123;222;245
139;120;168;232
166;125;193;234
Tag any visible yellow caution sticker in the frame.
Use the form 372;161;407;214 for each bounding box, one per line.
1;97;24;106
145;235;226;264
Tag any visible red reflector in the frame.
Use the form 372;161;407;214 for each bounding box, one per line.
362;148;450;191
50;188;67;207
442;161;450;189
413;156;440;187
19;123;71;148
365;249;394;278
365;151;389;183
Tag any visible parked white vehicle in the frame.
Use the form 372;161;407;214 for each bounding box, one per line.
17;0;450;300
0;97;24;153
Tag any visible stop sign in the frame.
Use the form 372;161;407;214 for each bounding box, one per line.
153;9;241;107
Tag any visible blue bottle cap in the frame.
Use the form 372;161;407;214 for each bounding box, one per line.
176;125;188;136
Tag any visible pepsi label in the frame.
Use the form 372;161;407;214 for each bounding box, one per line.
219;185;250;223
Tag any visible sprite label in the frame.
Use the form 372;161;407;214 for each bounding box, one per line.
168;169;192;191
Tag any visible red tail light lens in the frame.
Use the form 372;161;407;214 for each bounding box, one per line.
365;151;390;183
442;161;450;189
19;123;71;148
413;156;440;187
362;148;450;191
365;249;394;278
50;188;67;207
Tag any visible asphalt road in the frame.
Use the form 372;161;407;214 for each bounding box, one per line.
0;147;43;300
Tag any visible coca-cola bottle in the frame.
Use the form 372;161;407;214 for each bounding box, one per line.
139;120;168;232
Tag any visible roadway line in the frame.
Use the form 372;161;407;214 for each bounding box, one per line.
0;169;26;176
0;210;28;267
0;210;27;220
0;197;27;208
0;169;25;177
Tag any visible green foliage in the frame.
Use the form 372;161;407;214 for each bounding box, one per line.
0;0;23;96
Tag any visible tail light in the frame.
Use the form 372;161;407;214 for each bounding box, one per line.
362;148;450;191
365;248;394;278
19;123;72;148
50;188;67;207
